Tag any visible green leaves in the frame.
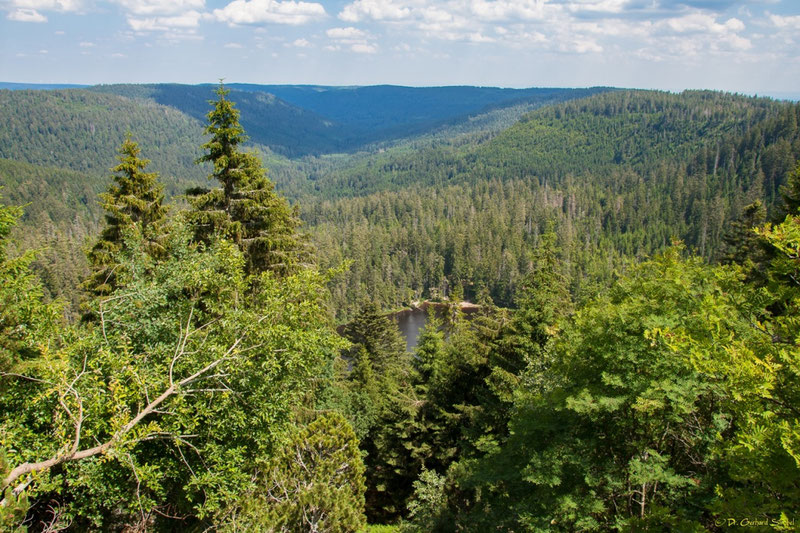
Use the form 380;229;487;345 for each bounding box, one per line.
219;412;367;533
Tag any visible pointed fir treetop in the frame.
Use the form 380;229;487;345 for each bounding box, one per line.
197;83;252;191
187;82;309;276
780;161;800;218
101;135;166;228
85;135;166;297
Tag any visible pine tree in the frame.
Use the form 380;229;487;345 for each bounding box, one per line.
780;161;800;216
220;413;367;533
341;301;407;376
85;136;166;296
719;200;769;280
186;83;308;275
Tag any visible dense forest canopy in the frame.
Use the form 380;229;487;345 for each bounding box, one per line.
1;83;800;531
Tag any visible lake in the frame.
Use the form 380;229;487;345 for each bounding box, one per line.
390;303;480;353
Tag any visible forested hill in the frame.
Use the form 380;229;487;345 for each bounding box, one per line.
294;90;793;199
0;89;207;183
5;84;800;532
297;90;800;317
227;84;611;133
89;83;611;156
87;83;354;157
1;86;798;319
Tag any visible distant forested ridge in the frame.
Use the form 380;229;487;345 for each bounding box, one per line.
88;83;611;156
300;90;800;316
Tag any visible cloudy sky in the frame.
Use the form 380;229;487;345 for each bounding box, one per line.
1;0;798;94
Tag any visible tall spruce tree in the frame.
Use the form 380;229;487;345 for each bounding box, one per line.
85;136;166;296
780;161;800;217
186;83;308;275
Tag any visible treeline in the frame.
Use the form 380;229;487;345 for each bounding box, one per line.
2;89;799;322
0;89;206;182
286;90;793;199
88;84;357;157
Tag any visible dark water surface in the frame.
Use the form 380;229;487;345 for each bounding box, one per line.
393;308;430;353
390;304;479;353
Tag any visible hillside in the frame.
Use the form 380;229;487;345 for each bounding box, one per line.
228;84;611;133
87;84;355;157
88;83;611;156
297;90;800;316
4;86;800;530
297;90;789;199
0;89;207;183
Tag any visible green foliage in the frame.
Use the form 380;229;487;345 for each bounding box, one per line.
219;412;366;532
187;84;308;276
459;247;752;531
0;197;61;373
780;161;800;216
403;469;449;532
85;136;167;297
0;88;206;183
719;199;768;274
0;199;62;529
0;221;345;530
303;91;799;318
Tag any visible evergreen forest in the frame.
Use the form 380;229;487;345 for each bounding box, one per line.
1;82;800;531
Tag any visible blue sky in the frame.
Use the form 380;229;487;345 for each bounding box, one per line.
1;0;798;94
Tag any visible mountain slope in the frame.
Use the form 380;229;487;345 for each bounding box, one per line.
297;90;793;199
87;84;353;157
296;90;800;317
0;89;207;184
228;84;612;132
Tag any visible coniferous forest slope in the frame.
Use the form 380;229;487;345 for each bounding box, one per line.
3;83;800;531
301;90;800;316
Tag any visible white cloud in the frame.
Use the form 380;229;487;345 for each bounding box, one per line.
213;0;326;25
10;0;81;12
564;38;602;53
351;42;377;53
326;26;367;39
127;10;202;31
562;0;629;16
224;42;243;47
293;37;312;46
7;8;47;21
113;0;205;16
339;0;413;22
469;0;555;22
326;24;379;52
666;14;746;34
769;13;800;30
79;41;94;46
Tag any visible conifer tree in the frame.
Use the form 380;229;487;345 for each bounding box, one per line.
86;136;166;296
341;301;407;376
186;83;308;275
719;199;769;284
780;161;800;216
221;413;367;532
